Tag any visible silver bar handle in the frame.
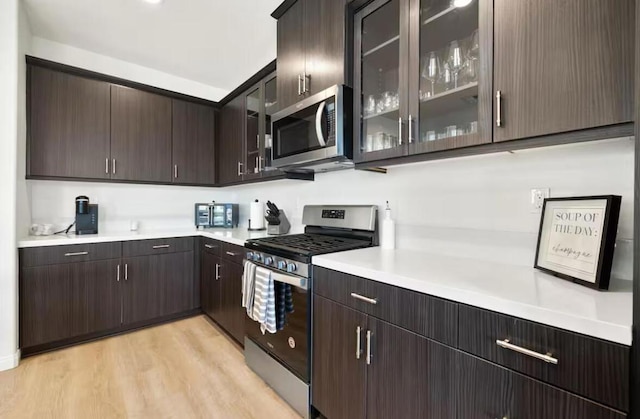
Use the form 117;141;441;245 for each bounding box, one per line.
398;118;403;145
204;244;217;249
64;251;88;257
255;156;259;173
237;161;243;176
297;74;302;95
259;156;264;172
303;73;309;93
105;158;109;174
174;164;178;179
152;244;170;249
117;264;120;282
125;263;128;281
496;90;502;127
366;330;372;365
356;326;362;359
215;263;220;280
350;292;377;305
226;251;240;256
408;114;413;143
496;339;558;365
112;159;116;174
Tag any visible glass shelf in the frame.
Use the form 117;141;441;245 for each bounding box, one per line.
363;106;400;120
363;35;400;57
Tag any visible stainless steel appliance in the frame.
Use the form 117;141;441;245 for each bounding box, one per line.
243;205;378;418
194;203;239;228
75;195;98;235
271;85;353;172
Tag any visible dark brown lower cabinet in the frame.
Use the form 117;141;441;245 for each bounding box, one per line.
457;352;626;419
312;295;456;419
218;261;245;343
123;251;195;325
20;259;121;348
201;250;222;321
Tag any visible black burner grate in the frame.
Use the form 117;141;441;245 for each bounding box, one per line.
248;234;370;256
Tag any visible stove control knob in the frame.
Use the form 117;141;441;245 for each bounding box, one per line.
265;257;274;266
286;263;297;273
246;252;254;260
253;253;262;262
277;260;287;270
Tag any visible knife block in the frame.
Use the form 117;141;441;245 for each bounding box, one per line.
267;210;291;235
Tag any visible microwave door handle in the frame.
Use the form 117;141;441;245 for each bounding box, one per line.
315;101;327;147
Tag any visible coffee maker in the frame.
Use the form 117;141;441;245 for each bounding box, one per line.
75;196;98;235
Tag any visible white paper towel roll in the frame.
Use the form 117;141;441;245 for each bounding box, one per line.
249;199;265;229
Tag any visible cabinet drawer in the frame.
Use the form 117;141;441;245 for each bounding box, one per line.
123;237;194;257
313;266;458;346
458;352;626;419
201;238;222;256
221;242;245;265
20;242;122;267
458;305;629;412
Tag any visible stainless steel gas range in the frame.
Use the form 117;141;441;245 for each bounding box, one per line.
243;205;378;418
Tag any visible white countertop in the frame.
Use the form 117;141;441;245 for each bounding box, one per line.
18;228;271;248
312;247;633;346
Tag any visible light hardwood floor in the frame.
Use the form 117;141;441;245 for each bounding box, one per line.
0;316;301;419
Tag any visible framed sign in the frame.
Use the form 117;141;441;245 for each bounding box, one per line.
534;195;621;290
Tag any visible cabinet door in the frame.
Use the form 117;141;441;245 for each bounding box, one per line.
28;66;111;179
262;74;282;177
276;0;306;110
111;85;172;182
457;352;626;419
172;100;216;185
243;85;262;181
217;95;244;184
303;0;347;96
161;251;196;315
367;317;456;419
409;0;492;155
219;261;245;343
123;255;162;324
201;251;221;320
354;0;408;163
20;260;121;348
493;0;634;142
312;295;367;419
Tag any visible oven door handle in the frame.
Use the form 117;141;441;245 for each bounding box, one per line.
315;101;327;147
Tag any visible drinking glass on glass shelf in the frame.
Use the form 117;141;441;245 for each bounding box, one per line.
438;60;453;92
421;51;439;97
364;95;376;116
447;40;464;89
465;29;480;83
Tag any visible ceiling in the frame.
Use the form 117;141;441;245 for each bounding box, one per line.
23;0;283;94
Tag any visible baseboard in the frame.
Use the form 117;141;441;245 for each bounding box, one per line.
0;349;20;371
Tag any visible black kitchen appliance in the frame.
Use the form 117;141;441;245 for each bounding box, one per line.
75;195;98;235
243;205;378;418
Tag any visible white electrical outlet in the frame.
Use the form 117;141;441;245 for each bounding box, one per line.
530;188;550;213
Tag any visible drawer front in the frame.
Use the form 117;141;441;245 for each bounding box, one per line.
458;305;629;412
201;238;222;256
20;242;122;267
457;352;626;419
313;266;458;346
123;237;194;257
221;242;245;265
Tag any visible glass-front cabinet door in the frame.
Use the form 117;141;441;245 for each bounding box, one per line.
262;73;281;177
409;0;491;154
244;85;262;180
354;0;408;162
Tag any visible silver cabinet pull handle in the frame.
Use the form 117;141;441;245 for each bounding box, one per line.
237;161;243;176
112;159;116;174
152;244;170;249
174;164;178;179
496;90;503;127
356;326;362;359
298;74;302;96
408;114;413;144
398;117;403;145
215;263;220;280
303;73;309;93
350;292;377;305
496;339;558;365
125;263;128;281
105;158;109;174
366;330;372;365
204;244;217;249
226;251;240;256
64;251;88;257
117;264;120;282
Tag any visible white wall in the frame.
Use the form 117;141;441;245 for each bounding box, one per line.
0;0;20;371
30;137;635;280
30;37;230;102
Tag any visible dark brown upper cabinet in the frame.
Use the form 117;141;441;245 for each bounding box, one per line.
275;0;349;110
354;0;492;163
492;0;634;143
172;99;216;185
110;85;172;183
217;95;245;185
28;65;111;180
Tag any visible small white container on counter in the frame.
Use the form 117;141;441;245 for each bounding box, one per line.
380;201;395;249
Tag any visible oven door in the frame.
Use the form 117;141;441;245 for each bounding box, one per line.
272;85;349;169
245;271;310;383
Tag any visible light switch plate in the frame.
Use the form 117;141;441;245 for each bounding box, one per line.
530;188;550;213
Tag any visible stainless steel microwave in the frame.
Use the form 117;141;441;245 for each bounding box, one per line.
271;85;353;172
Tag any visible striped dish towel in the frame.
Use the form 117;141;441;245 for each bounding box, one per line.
242;260;257;320
252;266;276;334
